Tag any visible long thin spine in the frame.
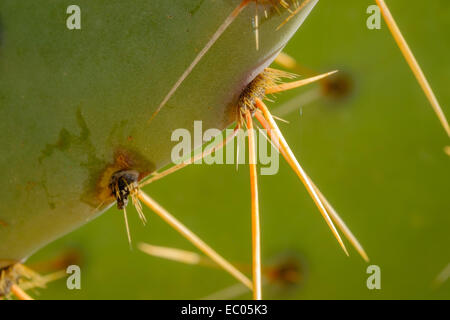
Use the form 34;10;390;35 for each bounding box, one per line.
19;270;68;291
10;284;33;300
274;52;299;70
256;111;368;261
137;190;253;290
150;0;251;123
245;110;262;300
265;71;338;94
131;194;147;225
277;0;312;30
274;51;318;77
254;99;349;255
375;0;450;137
138;243;213;267
307;176;369;262
123;207;132;249
253;1;260;50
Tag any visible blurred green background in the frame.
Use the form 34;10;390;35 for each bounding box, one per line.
29;0;449;299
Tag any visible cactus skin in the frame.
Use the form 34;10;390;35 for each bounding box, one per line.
0;1;317;267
